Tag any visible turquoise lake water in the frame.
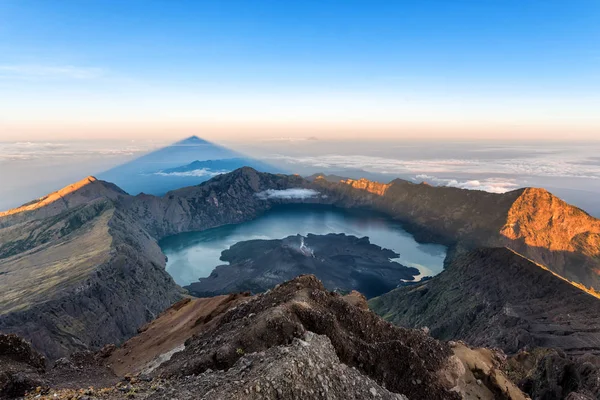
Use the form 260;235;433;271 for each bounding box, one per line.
160;205;447;286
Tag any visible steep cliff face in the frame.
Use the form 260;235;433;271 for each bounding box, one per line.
313;177;522;245
339;177;391;196
369;247;600;356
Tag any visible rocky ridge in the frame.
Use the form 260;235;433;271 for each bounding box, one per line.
7;275;528;400
157;275;525;400
369;247;600;355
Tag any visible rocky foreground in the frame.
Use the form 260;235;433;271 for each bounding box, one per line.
2;275;531;400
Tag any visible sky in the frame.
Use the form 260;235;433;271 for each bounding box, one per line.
0;0;599;141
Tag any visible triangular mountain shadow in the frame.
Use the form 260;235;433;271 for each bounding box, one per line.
98;136;282;195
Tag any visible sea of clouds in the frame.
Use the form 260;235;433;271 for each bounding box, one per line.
264;149;600;194
413;175;519;193
0;141;159;162
266;154;600;180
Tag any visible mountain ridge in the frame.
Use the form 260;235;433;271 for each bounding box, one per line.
2;168;600;361
314;176;600;291
1;275;531;400
369;246;600;356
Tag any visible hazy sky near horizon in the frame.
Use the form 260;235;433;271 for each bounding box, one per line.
1;0;599;141
2;138;600;217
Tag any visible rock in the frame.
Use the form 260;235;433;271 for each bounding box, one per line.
0;334;46;399
506;348;600;399
159;275;461;400
370;247;600;356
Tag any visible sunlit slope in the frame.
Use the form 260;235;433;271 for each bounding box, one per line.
0;176;125;228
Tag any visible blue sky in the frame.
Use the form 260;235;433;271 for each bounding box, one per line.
0;0;599;140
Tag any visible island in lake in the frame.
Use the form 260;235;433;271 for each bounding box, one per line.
184;233;420;298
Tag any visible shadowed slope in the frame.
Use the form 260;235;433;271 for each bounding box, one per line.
370;247;600;355
107;293;252;376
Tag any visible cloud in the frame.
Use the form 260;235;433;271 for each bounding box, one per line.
568;157;600;167
256;188;321;200
154;168;228;177
0;65;104;80
267;153;600;180
0;141;155;162
414;174;520;193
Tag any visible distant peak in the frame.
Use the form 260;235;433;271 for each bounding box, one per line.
234;166;259;175
176;135;210;145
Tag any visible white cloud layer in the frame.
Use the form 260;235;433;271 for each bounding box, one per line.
256;188;321;200
267;154;600;180
414;175;520;193
154;168;228;177
0;141;157;162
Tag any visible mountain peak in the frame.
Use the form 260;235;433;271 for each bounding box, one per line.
0;176;125;223
501;186;600;252
0;176;98;217
176;135;211;145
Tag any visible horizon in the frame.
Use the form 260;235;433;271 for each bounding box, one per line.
1;0;599;141
2;134;600;219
